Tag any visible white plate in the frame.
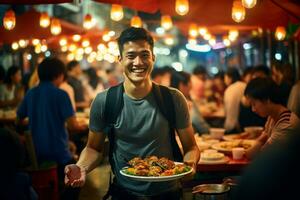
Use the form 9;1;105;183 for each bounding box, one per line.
222;134;242;141
199;156;230;164
120;162;193;182
211;140;256;154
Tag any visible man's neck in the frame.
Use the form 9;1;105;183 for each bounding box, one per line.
124;79;152;99
269;104;288;122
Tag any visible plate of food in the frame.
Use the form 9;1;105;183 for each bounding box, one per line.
211;140;256;154
120;156;193;182
199;150;230;164
222;134;242;141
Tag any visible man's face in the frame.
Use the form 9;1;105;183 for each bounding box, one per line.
248;97;269;117
119;40;155;84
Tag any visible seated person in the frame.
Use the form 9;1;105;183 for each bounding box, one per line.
0;65;24;108
244;77;300;158
170;71;210;134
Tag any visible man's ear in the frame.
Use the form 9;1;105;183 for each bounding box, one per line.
118;55;122;62
152;54;156;62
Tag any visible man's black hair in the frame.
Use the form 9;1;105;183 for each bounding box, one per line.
4;65;20;84
253;65;270;77
244;77;282;104
193;65;207;75
170;71;191;89
67;60;80;71
117;27;154;56
38;57;66;82
226;67;240;83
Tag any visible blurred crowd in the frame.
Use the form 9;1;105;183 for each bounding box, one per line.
1;57;300;199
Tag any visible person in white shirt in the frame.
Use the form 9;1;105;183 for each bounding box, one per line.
224;68;246;133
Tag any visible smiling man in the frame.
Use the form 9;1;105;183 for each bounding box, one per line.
64;27;200;200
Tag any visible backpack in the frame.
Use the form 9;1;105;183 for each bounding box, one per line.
103;82;183;175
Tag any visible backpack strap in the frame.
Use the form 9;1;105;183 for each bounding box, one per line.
152;83;183;162
104;82;124;175
104;83;124;126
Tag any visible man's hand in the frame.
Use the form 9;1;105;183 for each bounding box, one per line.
180;162;196;182
64;164;87;187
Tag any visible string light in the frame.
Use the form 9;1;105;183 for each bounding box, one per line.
275;26;286;41
131;16;142;28
40;12;50;28
51;18;61;35
110;4;124;21
3;9;16;30
242;0;257;9
175;0;189;16
232;0;246;23
83;14;93;29
161;15;173;30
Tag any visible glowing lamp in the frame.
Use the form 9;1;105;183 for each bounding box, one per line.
275;26;286;41
161;15;173;30
242;0;257;9
175;0;189;16
131;16;142;28
40;12;50;28
110;4;124;21
3;9;16;30
51;18;61;35
232;1;246;23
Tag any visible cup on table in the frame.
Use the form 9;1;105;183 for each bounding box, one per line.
209;128;225;140
232;147;245;160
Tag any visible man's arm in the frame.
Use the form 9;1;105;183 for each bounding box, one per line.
177;124;200;169
66;115;88;132
76;130;106;173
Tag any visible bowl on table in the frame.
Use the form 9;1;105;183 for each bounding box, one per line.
209;128;225;140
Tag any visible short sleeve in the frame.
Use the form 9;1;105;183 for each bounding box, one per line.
169;88;191;129
89;90;107;133
58;90;75;120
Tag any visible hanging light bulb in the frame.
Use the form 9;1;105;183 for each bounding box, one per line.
11;42;19;50
189;23;198;37
51;18;61;35
242;0;257;9
175;0;189;16
228;30;239;41
164;36;174;46
32;39;40;46
232;0;246;23
223;36;231;46
203;33;212;40
131;16;142;28
198;27;207;36
3;9;16;30
161;15;173;30
208;36;216;46
59;38;67;46
40;12;50;28
83;14;93;29
72;34;81;42
275;26;286;41
110;4;124;21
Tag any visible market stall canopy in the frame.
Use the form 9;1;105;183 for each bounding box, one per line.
95;0;300;30
0;9;84;44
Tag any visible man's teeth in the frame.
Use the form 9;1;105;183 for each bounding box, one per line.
132;68;146;73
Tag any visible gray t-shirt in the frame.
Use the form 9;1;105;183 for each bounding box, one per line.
89;86;191;195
